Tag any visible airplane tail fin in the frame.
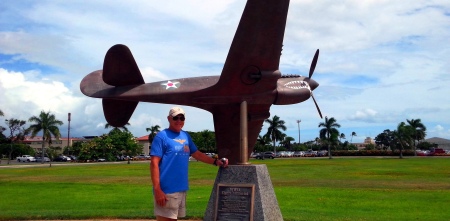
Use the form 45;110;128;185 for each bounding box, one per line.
103;99;138;127
103;44;145;86
101;44;144;127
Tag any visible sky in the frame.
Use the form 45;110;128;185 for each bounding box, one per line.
0;0;449;144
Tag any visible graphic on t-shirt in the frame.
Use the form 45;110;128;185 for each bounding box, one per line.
184;145;190;152
174;139;186;144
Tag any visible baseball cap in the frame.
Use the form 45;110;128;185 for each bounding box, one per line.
168;106;185;117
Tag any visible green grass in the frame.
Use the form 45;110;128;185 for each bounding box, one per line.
0;157;449;220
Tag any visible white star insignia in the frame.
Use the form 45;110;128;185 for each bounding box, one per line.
161;81;180;89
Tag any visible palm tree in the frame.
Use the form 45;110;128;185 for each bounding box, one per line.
105;122;130;133
28;111;63;165
393;122;415;159
350;131;357;143
281;136;295;150
318;116;341;159
264;115;287;154
146;125;161;144
255;134;271;152
339;133;346;142
257;134;270;146
406;119;426;156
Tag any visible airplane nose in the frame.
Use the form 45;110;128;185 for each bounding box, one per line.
307;78;319;91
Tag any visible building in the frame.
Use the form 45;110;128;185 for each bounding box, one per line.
21;135;152;155
21;136;89;153
136;135;151;155
352;137;375;150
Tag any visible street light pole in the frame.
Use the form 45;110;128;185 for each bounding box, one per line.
67;113;71;155
297;120;301;144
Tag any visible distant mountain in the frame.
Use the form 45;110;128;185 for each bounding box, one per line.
425;137;450;149
425;137;450;144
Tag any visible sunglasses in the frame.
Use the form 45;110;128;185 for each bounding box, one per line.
172;116;185;121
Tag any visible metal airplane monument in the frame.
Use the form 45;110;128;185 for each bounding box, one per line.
80;0;322;165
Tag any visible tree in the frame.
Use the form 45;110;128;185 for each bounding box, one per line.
200;130;216;153
339;133;346;143
146;125;161;144
105;122;130;133
392;122;415;159
189;130;216;153
350;131;357;143
407;119;427;156
255;134;271;152
109;130;142;163
28;111;63;165
264;115;287;154
318;116;341;159
78;130;142;163
0;109;5;143
375;129;394;150
4;118;28;164
281;136;295;150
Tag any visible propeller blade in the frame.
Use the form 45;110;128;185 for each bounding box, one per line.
308;49;320;79
311;93;323;119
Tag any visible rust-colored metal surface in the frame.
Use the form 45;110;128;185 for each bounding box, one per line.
80;0;322;165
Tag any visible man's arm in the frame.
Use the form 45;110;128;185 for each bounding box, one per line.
191;150;228;167
150;156;167;206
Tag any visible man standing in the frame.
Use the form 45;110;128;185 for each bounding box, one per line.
150;106;228;221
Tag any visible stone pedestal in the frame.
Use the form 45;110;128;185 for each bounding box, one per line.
203;164;283;221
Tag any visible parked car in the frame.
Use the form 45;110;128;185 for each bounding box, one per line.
317;150;328;157
54;155;69;162
97;158;106;162
35;156;50;162
304;150;317;157
416;150;430;156
293;151;304;157
117;155;132;161
68;155;77;161
430;148;446;156
276;151;286;158
16;155;36;162
255;151;276;159
136;154;151;160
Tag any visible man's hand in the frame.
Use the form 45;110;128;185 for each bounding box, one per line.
217;158;228;168
154;188;168;207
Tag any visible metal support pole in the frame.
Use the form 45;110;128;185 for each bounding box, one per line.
67;113;71;155
238;101;250;165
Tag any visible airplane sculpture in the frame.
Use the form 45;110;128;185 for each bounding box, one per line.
80;0;322;165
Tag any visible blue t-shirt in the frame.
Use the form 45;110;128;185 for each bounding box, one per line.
150;129;198;194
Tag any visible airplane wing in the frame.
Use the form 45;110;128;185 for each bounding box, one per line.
212;0;290;95
211;104;271;165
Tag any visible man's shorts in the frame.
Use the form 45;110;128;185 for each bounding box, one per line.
154;191;186;219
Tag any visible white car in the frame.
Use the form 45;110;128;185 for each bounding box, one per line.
16;155;36;162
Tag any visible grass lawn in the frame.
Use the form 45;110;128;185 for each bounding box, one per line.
0;157;449;221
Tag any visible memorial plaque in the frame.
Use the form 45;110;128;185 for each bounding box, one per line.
214;184;255;221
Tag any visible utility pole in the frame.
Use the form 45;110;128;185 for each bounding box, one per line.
297;120;301;144
67;113;71;155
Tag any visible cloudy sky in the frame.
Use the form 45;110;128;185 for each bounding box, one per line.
1;0;449;144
